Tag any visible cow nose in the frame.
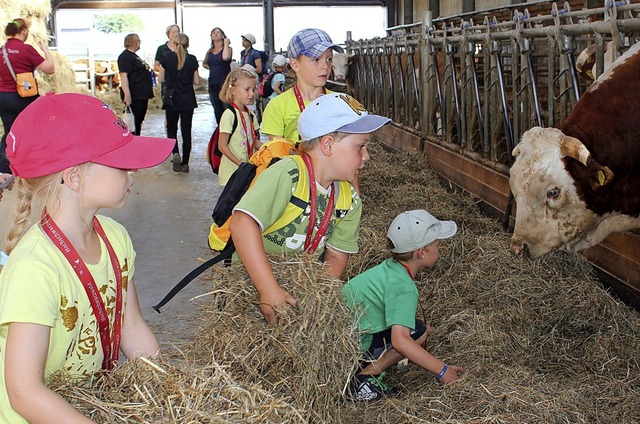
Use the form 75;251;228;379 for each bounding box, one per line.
509;241;529;258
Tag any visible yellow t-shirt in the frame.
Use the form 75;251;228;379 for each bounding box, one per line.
218;107;260;186
0;215;134;423
260;88;333;143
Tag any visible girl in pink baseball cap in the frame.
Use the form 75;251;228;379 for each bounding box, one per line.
0;92;174;422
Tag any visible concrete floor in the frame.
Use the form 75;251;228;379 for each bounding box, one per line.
0;94;223;345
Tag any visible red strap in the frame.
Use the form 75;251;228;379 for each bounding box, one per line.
401;262;414;279
40;211;123;370
293;84;327;113
231;102;256;156
293;84;306;113
301;153;335;253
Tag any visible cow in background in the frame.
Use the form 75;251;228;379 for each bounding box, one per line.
94;61;120;92
330;52;354;95
509;42;640;259
575;41;614;83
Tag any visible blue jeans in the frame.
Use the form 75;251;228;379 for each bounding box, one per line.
0;91;38;173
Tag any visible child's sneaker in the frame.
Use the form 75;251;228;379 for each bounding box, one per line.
347;372;396;401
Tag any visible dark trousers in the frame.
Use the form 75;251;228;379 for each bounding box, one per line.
208;84;227;125
0;92;38;174
166;108;194;165
129;98;149;136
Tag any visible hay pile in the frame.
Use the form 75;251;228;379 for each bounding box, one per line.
0;2;81;97
51;140;639;423
341;143;640;422
50;357;303;422
185;255;362;422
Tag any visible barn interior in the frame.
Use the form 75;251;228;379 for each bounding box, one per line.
1;0;639;422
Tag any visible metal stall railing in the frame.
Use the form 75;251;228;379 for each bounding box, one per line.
346;1;640;170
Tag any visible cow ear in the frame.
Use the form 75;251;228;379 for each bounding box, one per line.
560;135;591;166
587;162;615;190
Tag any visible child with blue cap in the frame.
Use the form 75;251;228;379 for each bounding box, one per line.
260;28;343;143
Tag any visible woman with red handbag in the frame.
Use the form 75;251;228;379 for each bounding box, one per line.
0;18;54;175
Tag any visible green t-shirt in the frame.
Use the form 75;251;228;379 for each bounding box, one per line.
218;107;260;186
343;259;419;350
233;156;361;255
0;216;134;423
260;88;333;143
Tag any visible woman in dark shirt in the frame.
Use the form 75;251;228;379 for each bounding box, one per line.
117;33;154;136
159;33;200;173
202;27;232;125
0;18;54;174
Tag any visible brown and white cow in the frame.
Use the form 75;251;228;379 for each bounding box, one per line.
509;42;640;259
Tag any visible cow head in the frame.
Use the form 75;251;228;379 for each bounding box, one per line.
508;127;614;259
331;52;352;82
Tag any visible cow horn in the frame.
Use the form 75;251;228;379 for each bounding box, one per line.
512;144;522;157
560;135;591;166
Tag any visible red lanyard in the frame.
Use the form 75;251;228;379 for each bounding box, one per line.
40;211;123;371
293;84;327;113
301;153;335;253
401;262;414;279
231;102;256;156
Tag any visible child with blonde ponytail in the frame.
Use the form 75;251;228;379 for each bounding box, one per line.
0;92;174;423
158;32;200;173
216;67;260;186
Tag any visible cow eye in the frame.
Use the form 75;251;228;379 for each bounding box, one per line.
546;188;560;199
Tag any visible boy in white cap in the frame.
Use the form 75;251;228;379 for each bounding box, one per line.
261;28;343;143
262;54;287;109
343;209;466;401
230;93;390;325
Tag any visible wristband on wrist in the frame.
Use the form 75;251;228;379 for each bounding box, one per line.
435;363;448;382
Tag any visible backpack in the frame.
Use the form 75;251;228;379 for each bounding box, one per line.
258;50;269;74
207;143;353;251
153;143;354;313
206;108;255;174
258;72;281;98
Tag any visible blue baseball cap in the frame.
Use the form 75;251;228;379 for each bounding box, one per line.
297;93;391;142
288;28;344;59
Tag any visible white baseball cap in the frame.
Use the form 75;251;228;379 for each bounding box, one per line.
387;210;457;254
241;64;258;78
272;54;287;68
241;33;256;44
297;93;390;141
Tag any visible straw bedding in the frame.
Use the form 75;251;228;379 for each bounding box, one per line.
51;140;639;423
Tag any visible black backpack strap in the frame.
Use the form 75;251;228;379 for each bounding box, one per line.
152;240;235;313
230;107;239;134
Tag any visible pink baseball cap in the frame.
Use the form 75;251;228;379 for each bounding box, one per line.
6;92;175;178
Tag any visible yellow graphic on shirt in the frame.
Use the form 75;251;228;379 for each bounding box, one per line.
60;295;79;331
60;256;130;370
77;323;98;356
121;258;129;291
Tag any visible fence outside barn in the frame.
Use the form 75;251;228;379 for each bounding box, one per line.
344;0;640;306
